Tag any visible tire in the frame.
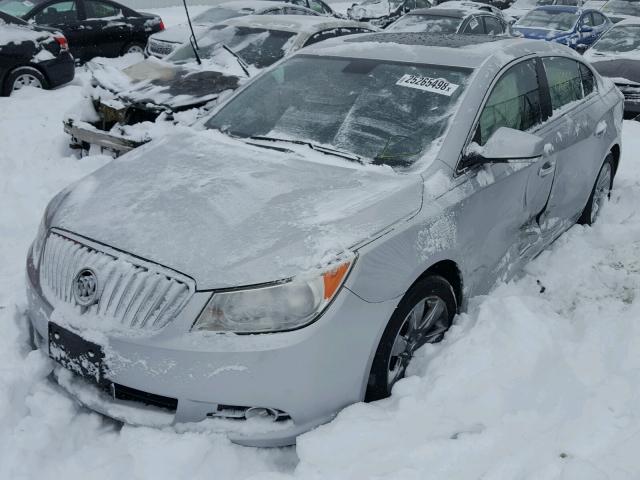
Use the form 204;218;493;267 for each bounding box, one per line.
2;66;47;96
122;42;145;56
365;275;457;402
578;154;614;226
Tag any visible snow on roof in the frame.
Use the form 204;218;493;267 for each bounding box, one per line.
219;14;368;33
0;22;50;46
431;1;496;14
533;4;581;11
217;0;298;11
407;7;470;17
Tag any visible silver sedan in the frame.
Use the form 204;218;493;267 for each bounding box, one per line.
25;33;623;447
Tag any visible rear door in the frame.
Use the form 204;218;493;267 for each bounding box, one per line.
26;0;83;58
81;0;132;59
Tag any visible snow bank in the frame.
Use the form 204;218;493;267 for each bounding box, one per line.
2;61;640;480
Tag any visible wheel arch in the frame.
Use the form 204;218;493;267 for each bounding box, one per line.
415;259;463;312
4;63;50;93
610;143;620;177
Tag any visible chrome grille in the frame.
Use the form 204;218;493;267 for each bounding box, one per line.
148;39;177;57
39;231;193;331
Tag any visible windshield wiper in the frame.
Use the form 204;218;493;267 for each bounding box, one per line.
221;44;250;77
248;135;363;163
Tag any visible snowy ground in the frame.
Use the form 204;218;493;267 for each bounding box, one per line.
3;20;640;480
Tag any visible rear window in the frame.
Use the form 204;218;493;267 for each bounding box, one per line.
387;14;463;33
516;9;579;30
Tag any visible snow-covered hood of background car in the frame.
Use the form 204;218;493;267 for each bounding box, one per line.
588;56;640;84
49;130;423;290
90;58;243;110
348;0;394;19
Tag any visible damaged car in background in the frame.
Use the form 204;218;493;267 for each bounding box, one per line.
64;15;376;155
28;33;622;446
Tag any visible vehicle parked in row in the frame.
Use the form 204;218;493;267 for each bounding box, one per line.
0;11;73;95
265;0;342;16
0;0;164;63
504;0;584;20
440;0;514;11
386;5;510;34
512;6;611;52
584;18;640;115
433;1;514;24
146;1;321;59
347;0;433;27
28;32;622;447
599;0;640;22
64;15;376;154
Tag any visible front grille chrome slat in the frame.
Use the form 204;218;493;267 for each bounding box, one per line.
39;232;192;332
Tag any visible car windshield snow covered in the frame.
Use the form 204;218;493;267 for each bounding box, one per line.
386;13;462;33
591;24;640;53
206;55;471;167
602;0;640;17
516;9;578;29
169;24;296;70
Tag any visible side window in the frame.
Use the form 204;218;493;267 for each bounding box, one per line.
542;57;584;112
308;0;331;13
33;1;78;24
592;12;605;25
415;0;432;7
579;62;596;96
581;12;594;26
462;16;484;34
85;0;120;19
476;60;543;145
289;0;309;6
483;16;504;35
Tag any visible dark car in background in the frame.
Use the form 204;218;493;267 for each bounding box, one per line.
600;0;640;22
584;18;640;115
513;6;611;51
386;5;510;34
0;0;164;63
0;11;74;95
347;0;433;27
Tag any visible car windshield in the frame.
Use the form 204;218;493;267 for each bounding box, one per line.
603;0;640;16
205;55;471;168
0;9;25;23
516;9;578;29
193;7;245;24
387;14;462;33
511;0;541;8
592;24;640;52
0;0;42;17
168;25;297;69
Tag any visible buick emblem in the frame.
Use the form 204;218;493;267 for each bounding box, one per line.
73;268;99;307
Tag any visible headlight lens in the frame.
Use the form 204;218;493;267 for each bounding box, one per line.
192;259;353;333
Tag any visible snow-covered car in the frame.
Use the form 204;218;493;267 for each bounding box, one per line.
347;0;433;28
584;18;640;114
63;15;376;155
146;1;322;59
504;0;584;20
27;32;622;447
386;5;510;34
512;5;611;52
599;0;640;23
0;11;73;95
0;0;164;63
432;1;514;23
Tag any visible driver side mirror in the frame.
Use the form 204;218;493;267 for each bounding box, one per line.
579;24;593;33
463;127;545;166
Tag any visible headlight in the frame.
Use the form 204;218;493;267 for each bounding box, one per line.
192;259;354;333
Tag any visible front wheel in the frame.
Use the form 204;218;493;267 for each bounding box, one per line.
122;42;145;56
578;154;614;226
365;275;457;402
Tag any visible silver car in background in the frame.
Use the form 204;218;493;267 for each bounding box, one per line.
26;33;622;447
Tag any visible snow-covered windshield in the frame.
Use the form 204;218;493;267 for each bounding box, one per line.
168;25;296;69
0;0;42;17
360;0;403;8
206;55;471;168
511;0;540;9
516;9;578;30
387;14;462;33
193;7;245;25
592;24;640;52
602;0;640;16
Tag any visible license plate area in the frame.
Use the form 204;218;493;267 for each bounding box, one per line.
48;322;107;387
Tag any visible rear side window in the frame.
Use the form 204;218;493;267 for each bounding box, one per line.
85;0;120;18
476;60;543;145
580;62;595;96
483;16;504;35
542;57;583;112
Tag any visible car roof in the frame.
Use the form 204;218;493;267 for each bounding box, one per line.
407;8;468;17
218;14;368;32
300;32;579;69
533;5;581;12
432;1;496;13
217;0;302;11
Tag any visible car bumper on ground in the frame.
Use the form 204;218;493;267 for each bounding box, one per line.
41;51;75;88
64;118;144;154
25;245;398;446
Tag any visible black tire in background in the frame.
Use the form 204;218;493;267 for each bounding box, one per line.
578;153;614;226
2;66;47;96
366;275;457;402
122;42;145;56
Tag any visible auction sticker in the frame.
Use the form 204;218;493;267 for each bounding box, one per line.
396;74;459;96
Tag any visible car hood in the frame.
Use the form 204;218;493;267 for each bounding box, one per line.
149;23;209;45
49;131;423;290
90;58;243;110
512;25;569;40
589;57;640;84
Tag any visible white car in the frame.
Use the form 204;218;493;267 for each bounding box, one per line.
146;0;322;58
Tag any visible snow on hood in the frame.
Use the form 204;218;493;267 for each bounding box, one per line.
0;21;52;45
49;130;423;289
89;57;243;110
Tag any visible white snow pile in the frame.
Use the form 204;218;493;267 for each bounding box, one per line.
3;63;640;479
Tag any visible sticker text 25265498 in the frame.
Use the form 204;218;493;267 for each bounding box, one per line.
396;74;459;96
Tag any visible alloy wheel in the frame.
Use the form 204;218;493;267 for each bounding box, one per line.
12;74;42;91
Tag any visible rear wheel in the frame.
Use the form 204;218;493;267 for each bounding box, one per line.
3;66;47;96
578;154;614;226
365;275;457;402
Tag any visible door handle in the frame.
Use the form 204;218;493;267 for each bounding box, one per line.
538;161;555;177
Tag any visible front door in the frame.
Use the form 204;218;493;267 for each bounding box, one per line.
27;0;83;59
81;0;132;59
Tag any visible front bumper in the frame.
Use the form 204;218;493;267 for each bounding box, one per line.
64;118;144;154
26;247;397;446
